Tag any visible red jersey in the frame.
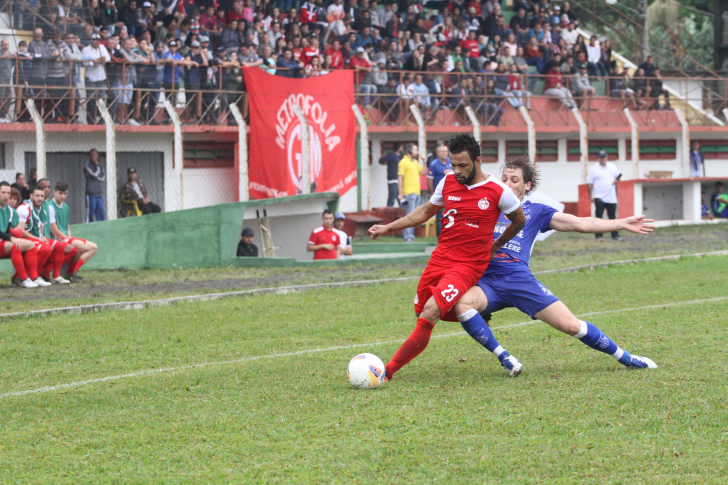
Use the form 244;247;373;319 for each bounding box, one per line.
301;46;320;65
508;73;523;91
324;48;344;69
429;173;520;265
460;39;480;58
308;225;341;260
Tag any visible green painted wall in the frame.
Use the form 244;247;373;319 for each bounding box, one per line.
0;193;340;273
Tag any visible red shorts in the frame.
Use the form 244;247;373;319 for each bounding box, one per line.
63;237;87;245
0;241;9;258
414;257;487;322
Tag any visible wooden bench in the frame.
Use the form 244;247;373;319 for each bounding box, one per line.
347;214;385;240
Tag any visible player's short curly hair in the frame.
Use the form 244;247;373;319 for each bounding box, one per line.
448;133;481;163
503;155;540;194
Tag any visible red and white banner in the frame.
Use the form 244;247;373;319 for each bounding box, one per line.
243;68;357;199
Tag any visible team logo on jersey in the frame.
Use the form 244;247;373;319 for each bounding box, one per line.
478;197;489;210
274;94;342;194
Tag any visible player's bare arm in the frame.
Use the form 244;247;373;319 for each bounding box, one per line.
368;202;443;239
50;222;65;241
491;205;526;256
549;213;655;235
307;243;335;252
16;220;42;242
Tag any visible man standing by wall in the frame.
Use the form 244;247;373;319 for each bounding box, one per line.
333;211;352;258
85;148;106;222
587;150;621;241
690;140;705;178
237;227;258;257
307;209;341;260
379;142;403;207
427;144;453;238
398;143;427;242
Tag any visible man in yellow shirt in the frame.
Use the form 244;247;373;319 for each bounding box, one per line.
398;143;427;241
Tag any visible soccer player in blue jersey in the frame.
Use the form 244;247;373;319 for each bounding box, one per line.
453;156;658;375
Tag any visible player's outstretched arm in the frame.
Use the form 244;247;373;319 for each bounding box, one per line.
368;202;442;239
491;206;526;256
549;213;655;235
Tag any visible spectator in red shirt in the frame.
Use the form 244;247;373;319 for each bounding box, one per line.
325;39;344;69
200;5;221;37
349;46;376;107
226;0;244;25
299;1;317;23
307;209;341;260
301;36;321;65
459;30;480;60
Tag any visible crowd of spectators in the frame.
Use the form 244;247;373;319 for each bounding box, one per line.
0;0;673;125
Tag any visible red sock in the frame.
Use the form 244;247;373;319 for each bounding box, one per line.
63;246;78;264
52;243;69;278
24;246;39;280
385;318;436;378
36;244;52;278
69;258;86;275
10;246;28;281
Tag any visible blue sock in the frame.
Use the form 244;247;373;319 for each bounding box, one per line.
573;320;632;366
458;309;510;363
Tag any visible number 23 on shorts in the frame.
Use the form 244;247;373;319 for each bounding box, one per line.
441;284;459;302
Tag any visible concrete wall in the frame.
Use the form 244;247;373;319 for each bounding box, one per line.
0;193;339;273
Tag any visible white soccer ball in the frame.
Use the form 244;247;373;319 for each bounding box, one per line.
347;353;386;390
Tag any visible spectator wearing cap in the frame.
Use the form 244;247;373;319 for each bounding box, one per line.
349;46;375;108
571;63;595;110
333;212;353;258
237;228;259;257
82;33;111;124
184;40;207;122
120;166;161;215
587;150;622;241
135;2;154;37
161;39;184;97
549;5;562;25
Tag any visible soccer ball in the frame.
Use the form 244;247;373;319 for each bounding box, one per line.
347;353;386;390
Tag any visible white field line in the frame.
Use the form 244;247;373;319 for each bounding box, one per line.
1;250;727;322
2;294;727;400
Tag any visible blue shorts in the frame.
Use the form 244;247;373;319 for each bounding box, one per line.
477;267;560;320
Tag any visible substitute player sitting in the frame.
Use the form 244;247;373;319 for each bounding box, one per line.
16;186;74;284
369;134;527;381
0;181;40;288
454;156;657;372
48;181;98;282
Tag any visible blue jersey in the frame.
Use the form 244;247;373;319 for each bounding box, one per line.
427;158;452;190
486;200;558;273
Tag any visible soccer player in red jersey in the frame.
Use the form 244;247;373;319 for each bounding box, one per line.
368;134;527;380
307;209;342;260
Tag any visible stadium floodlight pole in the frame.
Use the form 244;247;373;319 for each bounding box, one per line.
351;104;369;211
292;103;310;195
571;106;588;183
97;99;117;220
623;108;640;178
674;107;690;179
518;106;536;166
464;105;481;148
229;103;248;202
409;103;426;169
164;98;184;210
25;99;46;179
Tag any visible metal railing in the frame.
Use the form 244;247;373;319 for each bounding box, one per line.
1;60;727;127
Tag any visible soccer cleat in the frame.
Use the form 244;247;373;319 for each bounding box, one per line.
21;278;39;288
624;355;657;369
33;277;51;287
501;355;523;377
64;273;84;282
11;276;22;287
51;276;71;284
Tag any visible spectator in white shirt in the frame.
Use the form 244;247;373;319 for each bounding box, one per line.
560;22;579;48
333;212;352;258
82;33;111;124
586;150;622;241
586;36;606;77
408;73;431;113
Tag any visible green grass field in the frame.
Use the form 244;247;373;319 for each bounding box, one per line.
2;253;727;483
